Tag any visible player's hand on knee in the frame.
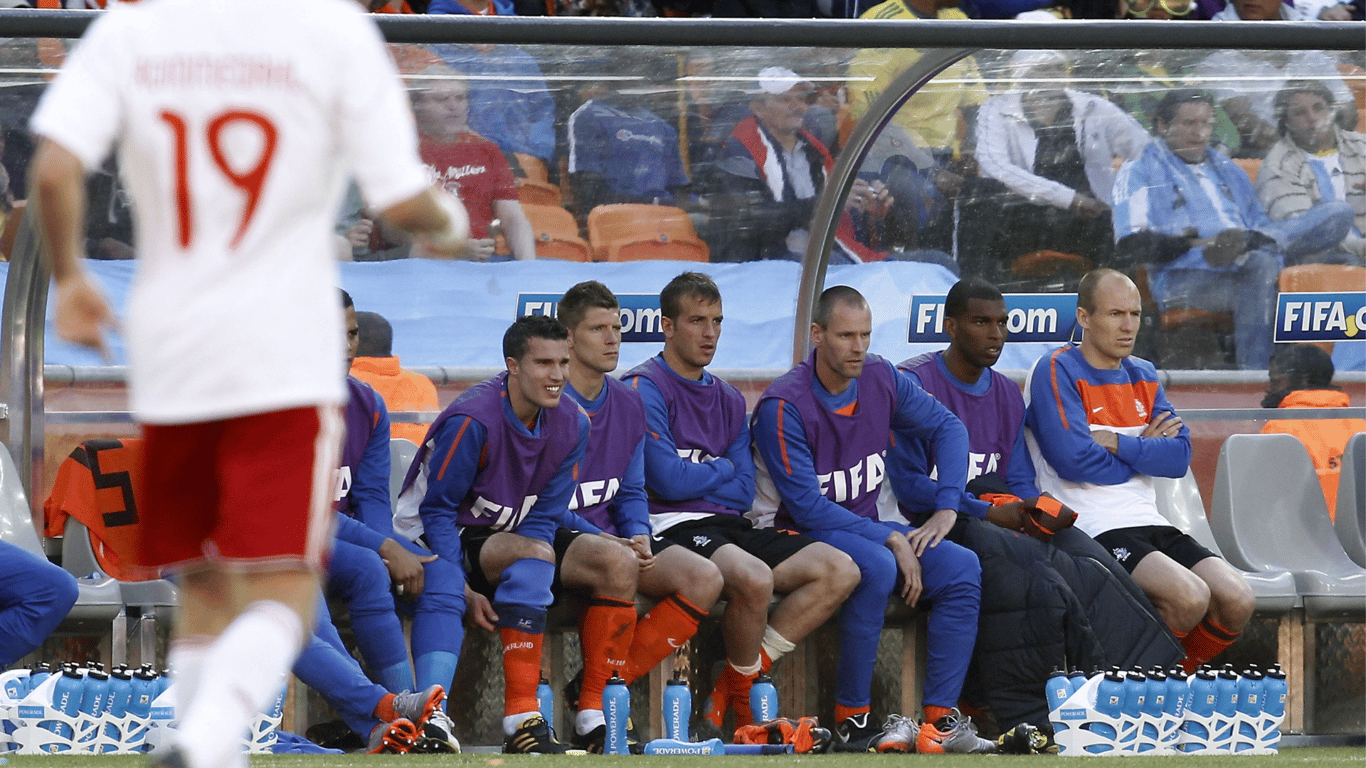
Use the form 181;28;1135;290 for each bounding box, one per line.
464;585;498;631
889;536;923;606
380;538;435;597
907;509;955;556
627;534;657;572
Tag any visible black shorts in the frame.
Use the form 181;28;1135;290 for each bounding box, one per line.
659;514;814;569
463;526;674;600
1093;525;1217;574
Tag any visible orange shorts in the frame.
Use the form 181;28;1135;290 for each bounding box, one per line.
138;405;341;572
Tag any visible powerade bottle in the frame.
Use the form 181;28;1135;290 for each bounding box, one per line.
1068;669;1087;695
750;674;778;724
1260;665;1287;752
1164;667;1189;748
1118;668;1145;752
1181;668;1218;753
29;662;53;691
1087;668;1125;753
1234;667;1264;752
151;667;170;699
127;667;157;719
1046;668;1071;711
105;666;134;746
45;665;85;746
603;673;630;755
536;677;554;731
663;675;691;741
1212;665;1240;752
1139;668;1166;752
80;668;110;717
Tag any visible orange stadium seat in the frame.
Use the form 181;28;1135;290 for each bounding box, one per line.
1011;249;1090;278
587;204;708;263
518;179;563;207
1234;157;1261;184
523;203;591;262
515;154;550;184
1278;263;1366;355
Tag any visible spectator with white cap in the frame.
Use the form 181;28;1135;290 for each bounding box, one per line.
707;66;906;265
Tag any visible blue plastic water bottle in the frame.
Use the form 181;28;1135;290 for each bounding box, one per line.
126;668;157;719
1234;667;1263;751
80;668;110;717
643;737;724;755
1144;668;1167;715
750;674;778;724
1068;669;1087;695
106;667;132;717
1088;668;1125;749
1094;669;1125;719
28;662;52;692
536;677;554;730
663;675;691;741
45;666;85;744
1;669;27;700
1214;665;1239;717
603;673;630;755
1165;668;1188;726
1046;668;1072;711
1188;667;1216;714
1261;665;1287;751
1121;668;1146;718
151;667;170;699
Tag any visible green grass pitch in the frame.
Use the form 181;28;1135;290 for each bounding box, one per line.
1;747;1362;767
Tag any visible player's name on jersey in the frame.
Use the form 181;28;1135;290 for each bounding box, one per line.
907;293;1080;344
1275;292;1366;343
517;293;664;343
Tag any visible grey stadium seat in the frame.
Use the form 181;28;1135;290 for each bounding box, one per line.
389;438;418;507
1335;432;1365;569
1212;433;1365;620
0;444;126;663
1152;468;1298;614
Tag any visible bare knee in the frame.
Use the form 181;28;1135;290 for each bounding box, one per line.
1209;574;1255;633
821;551;860;600
681;557;725;608
1158;575;1210;634
591;542;640;598
723;559;774;607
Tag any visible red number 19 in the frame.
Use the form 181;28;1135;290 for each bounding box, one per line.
158;108;279;250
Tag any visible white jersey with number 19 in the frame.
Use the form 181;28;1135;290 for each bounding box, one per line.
30;0;431;425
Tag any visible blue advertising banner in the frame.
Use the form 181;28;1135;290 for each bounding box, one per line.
908;293;1080;344
517;293;665;343
1275;292;1366;343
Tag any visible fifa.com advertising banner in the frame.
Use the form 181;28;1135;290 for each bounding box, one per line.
907;293;1081;345
518;293;665;343
1274;292;1366;344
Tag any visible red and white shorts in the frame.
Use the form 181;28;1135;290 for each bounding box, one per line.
137;405;341;572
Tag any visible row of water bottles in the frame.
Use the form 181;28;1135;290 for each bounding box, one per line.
0;662;284;755
535;672;784;754
1047;663;1287;756
0;662;168;754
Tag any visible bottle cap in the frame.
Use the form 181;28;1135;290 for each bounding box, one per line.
755;673;773;684
539;677;550;685
607;672;625;684
667;676;686;686
133;668;157;682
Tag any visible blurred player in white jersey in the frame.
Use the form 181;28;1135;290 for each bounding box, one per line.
28;2;469;767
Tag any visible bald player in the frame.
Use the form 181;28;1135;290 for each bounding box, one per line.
1024;268;1253;672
